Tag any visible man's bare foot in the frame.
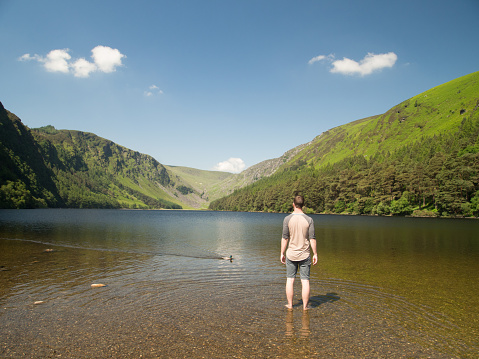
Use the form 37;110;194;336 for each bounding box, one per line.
285;304;293;310
303;305;311;310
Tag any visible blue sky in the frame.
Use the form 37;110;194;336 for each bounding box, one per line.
1;0;478;172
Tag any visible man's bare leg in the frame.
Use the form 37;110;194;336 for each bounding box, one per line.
285;277;295;309
301;279;310;310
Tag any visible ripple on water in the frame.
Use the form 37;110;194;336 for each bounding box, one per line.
1;233;477;358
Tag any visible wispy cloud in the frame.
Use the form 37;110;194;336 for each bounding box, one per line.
309;52;397;76
18;46;126;78
213;158;246;173
308;54;334;65
144;84;164;97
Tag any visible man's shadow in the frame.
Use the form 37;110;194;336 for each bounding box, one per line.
294;292;341;309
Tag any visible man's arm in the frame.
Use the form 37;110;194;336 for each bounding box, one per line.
310;238;318;265
281;215;290;264
280;237;289;264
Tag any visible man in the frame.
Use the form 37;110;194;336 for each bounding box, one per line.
280;195;317;310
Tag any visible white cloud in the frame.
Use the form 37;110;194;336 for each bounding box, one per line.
19;50;71;73
330;52;397;76
308;52;397;76
72;58;97;78
18;49;72;73
91;45;125;73
213;158;246;173
18;46;126;78
42;49;71;73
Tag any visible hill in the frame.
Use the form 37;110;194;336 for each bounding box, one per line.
0;103;232;209
279;71;479;171
209;71;479;217
164;165;234;208
0;104;61;208
209;140;311;195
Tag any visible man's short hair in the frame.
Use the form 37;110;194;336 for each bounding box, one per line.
293;195;304;208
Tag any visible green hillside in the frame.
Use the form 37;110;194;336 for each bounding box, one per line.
210;71;479;217
0;102;201;210
0;105;61;208
32;126;185;209
165;165;234;207
284;71;479;171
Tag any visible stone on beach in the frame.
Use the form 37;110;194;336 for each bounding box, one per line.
91;283;107;288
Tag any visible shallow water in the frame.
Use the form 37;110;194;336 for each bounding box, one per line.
0;209;478;358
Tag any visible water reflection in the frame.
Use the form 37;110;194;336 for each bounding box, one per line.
285;293;340;340
285;309;311;338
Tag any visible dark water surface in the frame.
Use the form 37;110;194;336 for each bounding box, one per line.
0;209;478;358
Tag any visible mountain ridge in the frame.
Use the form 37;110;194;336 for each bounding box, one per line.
281;71;479;172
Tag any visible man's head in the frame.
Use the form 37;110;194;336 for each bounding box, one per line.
293;195;304;209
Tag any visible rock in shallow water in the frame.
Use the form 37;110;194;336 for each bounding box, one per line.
91;283;107;288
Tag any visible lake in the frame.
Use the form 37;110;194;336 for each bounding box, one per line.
0;209;478;358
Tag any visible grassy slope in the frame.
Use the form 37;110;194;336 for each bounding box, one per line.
165;165;234;207
285;71;479;169
33;128;187;209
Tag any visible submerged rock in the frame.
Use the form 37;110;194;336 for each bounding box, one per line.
91;283;107;288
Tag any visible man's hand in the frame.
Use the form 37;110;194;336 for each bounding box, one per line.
281;253;286;264
312;254;318;265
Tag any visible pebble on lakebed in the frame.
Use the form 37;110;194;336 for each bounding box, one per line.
91;283;107;288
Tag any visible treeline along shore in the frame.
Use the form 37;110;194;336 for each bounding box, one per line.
208;143;479;218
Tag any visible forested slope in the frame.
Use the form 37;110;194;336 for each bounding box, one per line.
0;103;61;208
209;72;479;217
0;102;188;209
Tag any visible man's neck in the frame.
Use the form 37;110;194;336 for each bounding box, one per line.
293;208;304;214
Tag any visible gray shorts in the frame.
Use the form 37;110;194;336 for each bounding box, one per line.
286;257;311;280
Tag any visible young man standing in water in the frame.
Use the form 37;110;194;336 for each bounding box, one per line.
280;195;317;310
